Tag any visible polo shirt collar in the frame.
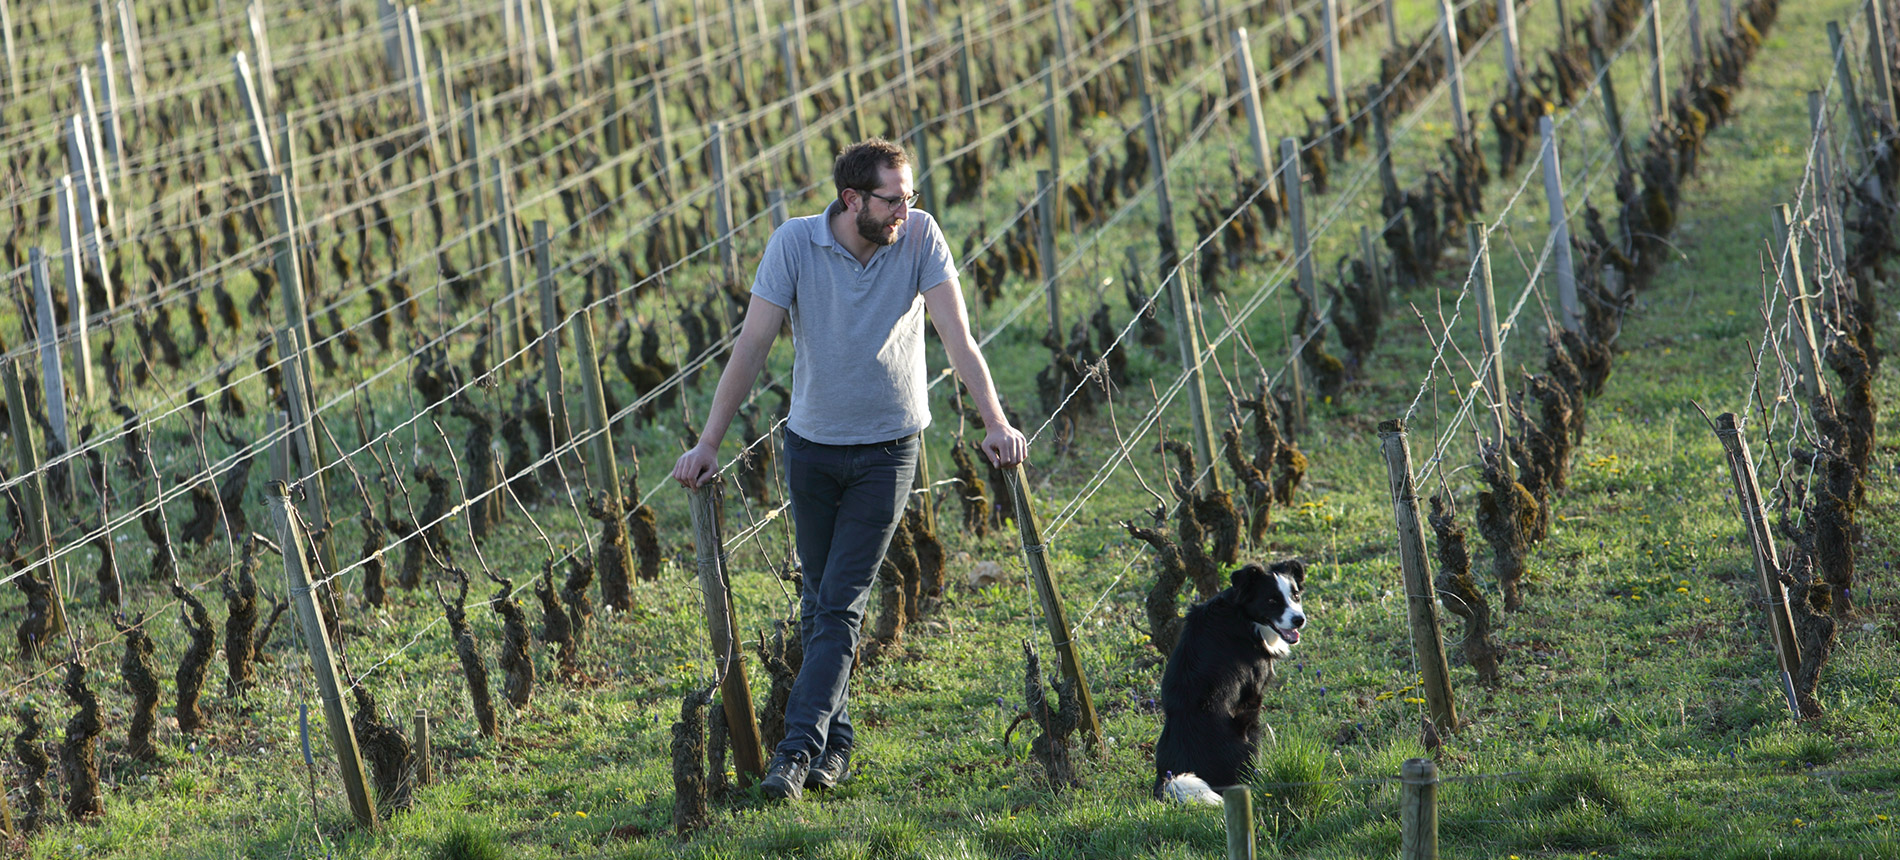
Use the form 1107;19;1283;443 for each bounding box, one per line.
813;198;893;265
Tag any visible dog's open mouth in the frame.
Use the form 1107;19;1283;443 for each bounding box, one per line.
1275;626;1301;645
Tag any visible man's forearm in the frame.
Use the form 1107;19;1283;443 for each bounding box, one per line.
945;341;1010;429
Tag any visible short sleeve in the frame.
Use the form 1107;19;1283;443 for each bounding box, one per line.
750;224;797;309
915;214;959;294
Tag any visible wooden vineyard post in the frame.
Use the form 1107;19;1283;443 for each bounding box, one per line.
413;709;432;786
1038;170;1060;341
1;0;16;100
1808;92;1849;271
267;172;312;375
64;115;109;252
1770;204;1828;402
1383;0;1400;51
1143;93;1220;491
268;480;379;829
533;220;569;449
573;306;629;546
234;52;276;173
1001;464;1105;752
403;5;440;170
1400;758;1439;860
710;122;738;288
960;15;983;144
1281;137;1313;434
1439;0;1470;145
1233;29;1282;213
114;0;145;112
492;157;527;356
1827;21;1872;169
1223;787;1255;859
54;177;95;402
76;67;111;199
3;358;67;644
1866;0;1897;125
1045;60;1061;216
1467;223;1508;443
28;250;75;503
1539;116;1581;333
767;188;788;228
685;480;768;786
1589;42;1635;177
247;0;276;112
1322;0;1347;158
1711;413;1803;715
777;24;813;187
276;328;336;575
601;50;621;197
1646;0;1667;123
1499;0;1523;95
1359;225;1385;297
1377;421;1459;733
1686;0;1705;71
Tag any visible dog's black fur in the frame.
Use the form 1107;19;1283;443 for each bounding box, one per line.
1153;559;1307;802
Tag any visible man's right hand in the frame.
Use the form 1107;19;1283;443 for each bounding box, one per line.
671;443;720;489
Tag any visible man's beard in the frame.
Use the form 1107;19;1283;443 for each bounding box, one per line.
856;206;902;246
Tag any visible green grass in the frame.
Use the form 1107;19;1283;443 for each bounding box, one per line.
4;0;1900;857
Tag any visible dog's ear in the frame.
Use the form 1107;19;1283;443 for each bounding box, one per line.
1273;558;1306;587
1230;563;1268;593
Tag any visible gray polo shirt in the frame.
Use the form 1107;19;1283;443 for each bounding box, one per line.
750;200;958;445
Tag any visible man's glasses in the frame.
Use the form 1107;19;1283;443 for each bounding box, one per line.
859;188;919;209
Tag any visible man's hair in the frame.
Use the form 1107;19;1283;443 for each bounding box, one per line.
833;138;910;198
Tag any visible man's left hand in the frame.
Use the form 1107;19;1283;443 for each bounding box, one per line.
981;423;1028;468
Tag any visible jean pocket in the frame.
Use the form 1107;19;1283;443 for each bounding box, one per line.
879;435;921;460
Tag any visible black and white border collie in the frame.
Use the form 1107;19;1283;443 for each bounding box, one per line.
1153;559;1307;805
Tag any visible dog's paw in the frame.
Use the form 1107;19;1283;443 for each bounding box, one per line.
1159;773;1225;806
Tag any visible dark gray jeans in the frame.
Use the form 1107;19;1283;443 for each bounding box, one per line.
775;428;919;761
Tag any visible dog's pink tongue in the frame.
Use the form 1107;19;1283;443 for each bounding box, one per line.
1279;627;1301;645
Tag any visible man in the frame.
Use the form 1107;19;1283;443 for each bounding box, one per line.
671;139;1026;800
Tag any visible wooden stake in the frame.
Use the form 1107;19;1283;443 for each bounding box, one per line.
710;122;738;287
268;173;316;399
1828;21;1872;168
1686;0;1704;70
1038;170;1059;341
1467;222;1507;443
1770;204;1828;402
1439;0;1470;145
1808;91;1849;273
1223;787;1255;859
1711;413;1803;715
2;358;66;642
1589;42;1635;177
95;42;123;172
0;0;16;101
267;480;379;830
533;221;568;439
1400;758;1438;860
1281;136;1312;434
276;328;335;575
1144;91;1220;489
1384;0;1399;51
1044;59;1061;211
247;0;276;112
1539;116;1581;333
573;305;624;504
28;250;72;479
777;24;813;187
1233;29;1283;211
1498;0;1523;96
114;0;144;110
959;15;982;142
767;188;788;228
55;177;95;402
1372;83;1401;210
65;114;112;235
376;0;402;80
404;5;440;169
1377;420;1459;734
491;157;527;355
1322;0;1347;157
235;51;277;174
1647;0;1667;123
1866;0;1897;125
1001;464;1105;751
685;480;768;785
412;709;431;786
